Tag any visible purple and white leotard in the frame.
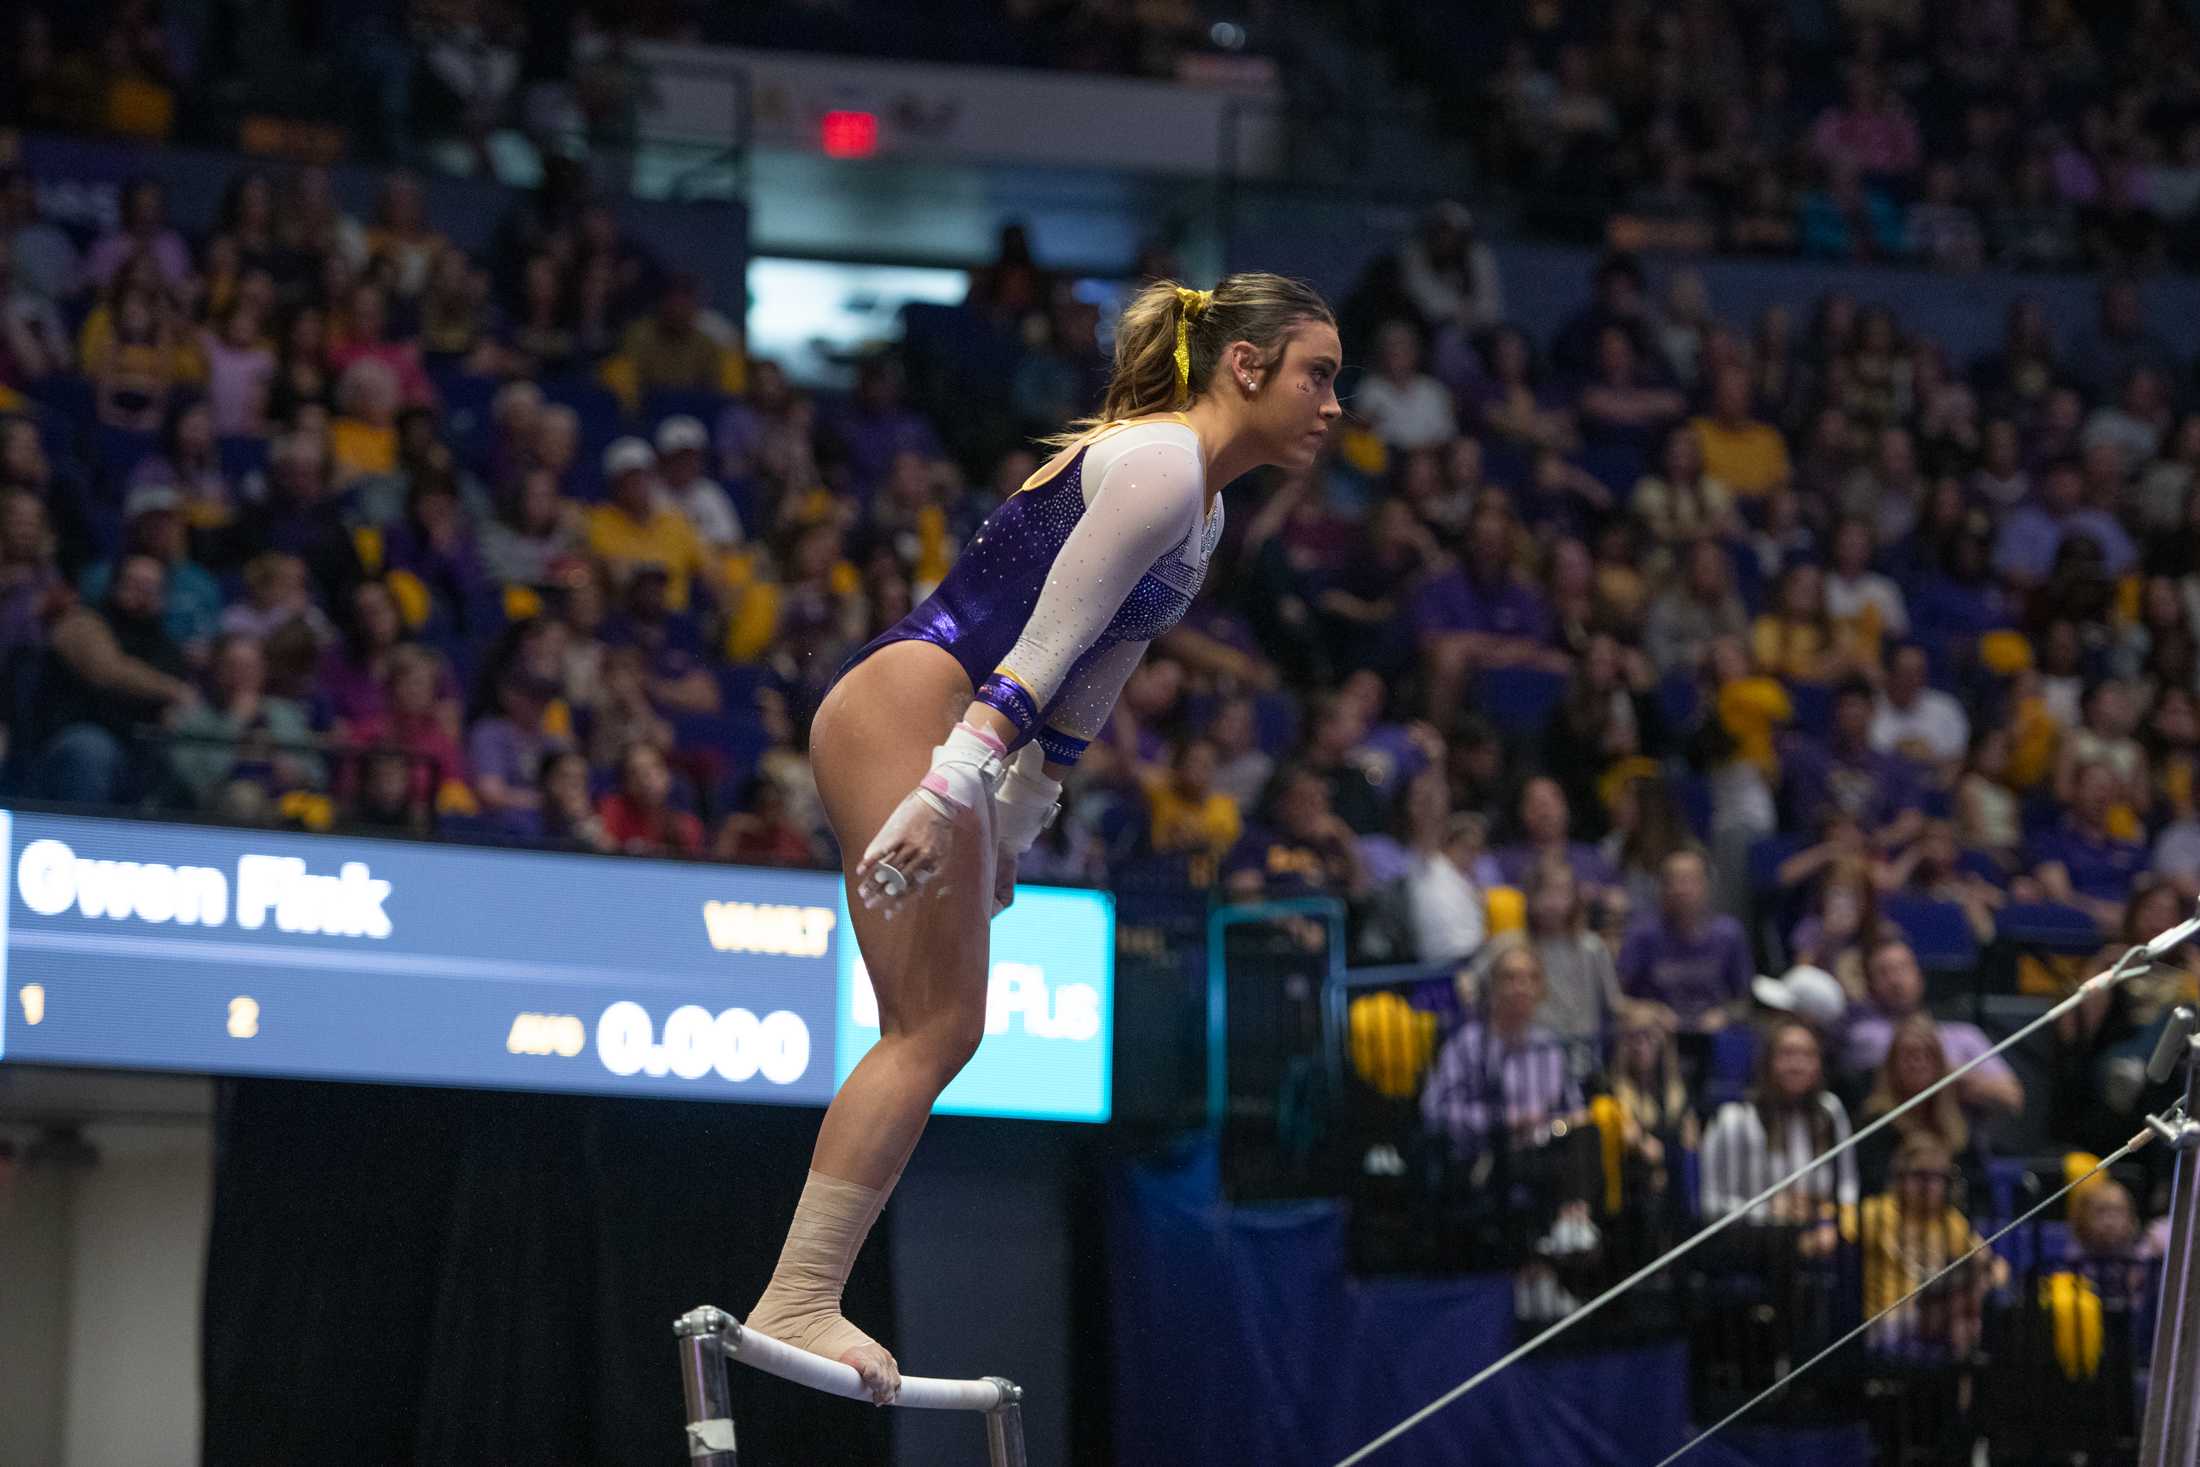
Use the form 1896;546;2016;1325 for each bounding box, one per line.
838;418;1218;765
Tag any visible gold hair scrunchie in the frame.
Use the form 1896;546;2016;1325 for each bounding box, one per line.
1173;286;1213;403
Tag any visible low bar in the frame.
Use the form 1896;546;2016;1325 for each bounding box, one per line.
672;1306;1028;1465
2140;1016;2200;1467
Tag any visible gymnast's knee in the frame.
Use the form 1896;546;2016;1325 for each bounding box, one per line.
891;1006;986;1089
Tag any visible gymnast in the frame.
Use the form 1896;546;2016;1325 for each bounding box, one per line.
744;273;1342;1401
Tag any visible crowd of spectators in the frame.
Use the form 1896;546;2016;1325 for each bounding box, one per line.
0;0;1259;181
0;154;848;866
1449;0;2200;273
1241;225;2191;1440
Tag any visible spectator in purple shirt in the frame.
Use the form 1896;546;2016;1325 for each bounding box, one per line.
1782;680;1926;845
466;620;573;830
320;579;437;733
2030;761;2149;927
1417;496;1567;731
1221;764;1368;902
0;488;64;663
1335;667;1435;803
2066;279;2182;405
1991;458;2136;591
1421;937;1585;1156
1840;935;2024;1119
222;431;365;606
1911;529;2016;647
1618;847;1754;1032
82;178;194;294
382;471;493;640
829;356;944;498
1301;690;1393;835
599;563;721;715
1496;775;1619;894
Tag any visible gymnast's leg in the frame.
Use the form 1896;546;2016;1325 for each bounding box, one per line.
745;644;994;1404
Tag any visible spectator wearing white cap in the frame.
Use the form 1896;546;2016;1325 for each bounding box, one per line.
652;415;744;550
1752;964;1849;1036
584;436;717;610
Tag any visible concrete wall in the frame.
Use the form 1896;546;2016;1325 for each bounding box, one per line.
0;1073;214;1467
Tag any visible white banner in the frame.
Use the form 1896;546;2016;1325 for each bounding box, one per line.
634;41;1283;178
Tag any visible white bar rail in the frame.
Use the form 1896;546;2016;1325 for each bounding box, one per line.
673;1305;1026;1465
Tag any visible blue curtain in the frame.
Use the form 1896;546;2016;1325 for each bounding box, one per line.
1109;1141;1869;1467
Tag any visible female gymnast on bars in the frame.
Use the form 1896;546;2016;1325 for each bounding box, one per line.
745;274;1341;1401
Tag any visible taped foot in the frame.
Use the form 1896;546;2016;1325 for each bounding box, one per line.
839;1340;902;1406
743;1296;901;1405
746;1167;900;1400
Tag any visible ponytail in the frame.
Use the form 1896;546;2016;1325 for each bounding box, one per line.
1042;271;1334;447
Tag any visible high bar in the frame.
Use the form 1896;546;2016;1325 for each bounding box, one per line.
675;1306;1016;1413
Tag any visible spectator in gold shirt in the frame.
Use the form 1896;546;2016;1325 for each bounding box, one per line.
584;438;717;611
1691;363;1792;499
1145;737;1243;871
619;274;730;396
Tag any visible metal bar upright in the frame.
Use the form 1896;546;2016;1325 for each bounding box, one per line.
675;1306;739;1465
2140;1024;2200;1467
983;1377;1027;1467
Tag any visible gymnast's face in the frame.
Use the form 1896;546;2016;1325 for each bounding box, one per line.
1243;321;1342;469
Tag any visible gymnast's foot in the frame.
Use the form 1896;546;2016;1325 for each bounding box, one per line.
748;1169;903;1403
745;1292;903;1406
838;1340;902;1406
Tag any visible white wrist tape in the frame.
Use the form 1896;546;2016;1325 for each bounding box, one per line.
916;721;1008;819
993;742;1061;857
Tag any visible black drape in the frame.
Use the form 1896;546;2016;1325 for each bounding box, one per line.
202;1079;890;1466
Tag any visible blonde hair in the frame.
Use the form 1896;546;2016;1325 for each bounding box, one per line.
1863;1013;1970;1156
1888;1130;1955;1182
1044;272;1334;447
1612;1015;1690;1132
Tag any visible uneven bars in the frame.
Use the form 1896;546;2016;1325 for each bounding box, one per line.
673;1306;1027;1466
709;1306;1011;1410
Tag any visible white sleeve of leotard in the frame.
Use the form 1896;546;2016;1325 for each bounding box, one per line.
976;425;1203;739
1035;637;1150;758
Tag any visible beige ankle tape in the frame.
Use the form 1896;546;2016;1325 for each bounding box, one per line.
746;1169;900;1361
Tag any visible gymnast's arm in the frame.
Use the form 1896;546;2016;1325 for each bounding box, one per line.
958;435;1203;755
857;435;1203;898
1029;638;1151;777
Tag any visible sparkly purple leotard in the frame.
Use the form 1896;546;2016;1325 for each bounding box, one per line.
837;419;1219;764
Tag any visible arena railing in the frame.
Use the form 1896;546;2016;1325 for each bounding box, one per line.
1205;896;1347;1197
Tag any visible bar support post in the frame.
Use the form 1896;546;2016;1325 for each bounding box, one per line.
983;1378;1027;1467
2140;1011;2200;1467
675;1306;739;1465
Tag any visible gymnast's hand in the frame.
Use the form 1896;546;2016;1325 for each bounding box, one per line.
988;742;1059;920
855;721;1007;915
856;789;959;913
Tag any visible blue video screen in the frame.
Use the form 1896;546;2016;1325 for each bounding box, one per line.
0;809;1113;1122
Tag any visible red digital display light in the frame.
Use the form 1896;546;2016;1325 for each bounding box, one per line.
820;110;879;159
